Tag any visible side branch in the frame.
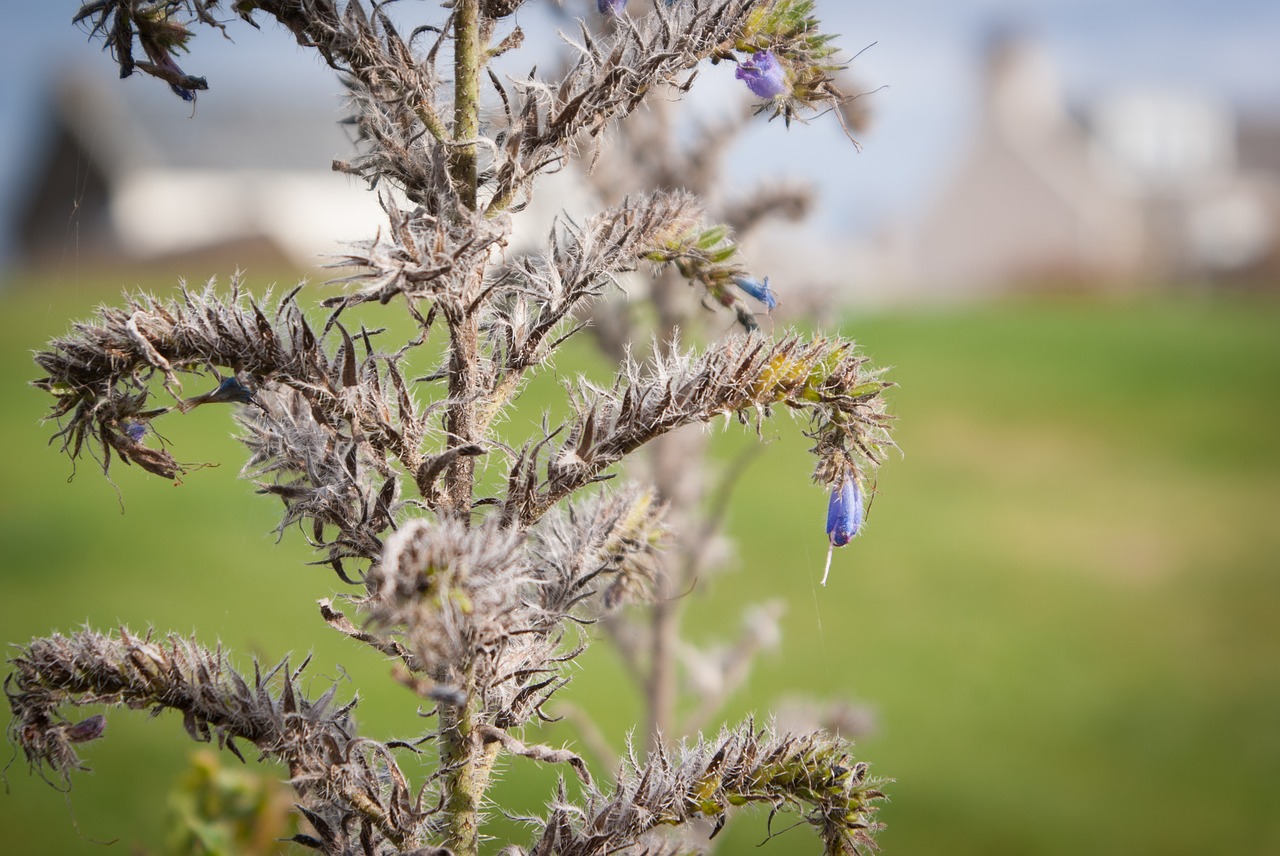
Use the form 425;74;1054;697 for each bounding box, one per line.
528;720;885;856
503;334;894;525
5;628;424;851
490;0;764;212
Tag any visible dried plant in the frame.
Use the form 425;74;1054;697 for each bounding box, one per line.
8;2;895;855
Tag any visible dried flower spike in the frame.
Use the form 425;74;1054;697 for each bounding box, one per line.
822;474;864;585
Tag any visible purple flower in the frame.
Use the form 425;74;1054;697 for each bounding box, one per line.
735;50;787;99
733;275;777;310
122;420;148;443
65;714;107;744
821;474;863;585
598;0;627;15
826;475;864;547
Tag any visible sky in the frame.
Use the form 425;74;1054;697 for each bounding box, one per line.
1;0;1278;266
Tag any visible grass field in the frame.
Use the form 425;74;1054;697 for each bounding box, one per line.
1;271;1278;855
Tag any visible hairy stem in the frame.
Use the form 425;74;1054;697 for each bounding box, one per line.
440;700;499;856
451;0;482;209
441;9;488;849
441;0;484;516
443;306;482;513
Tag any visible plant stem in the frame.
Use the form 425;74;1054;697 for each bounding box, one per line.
645;272;689;753
441;0;483;516
441;699;500;856
443;306;482;513
442;9;489;850
451;0;482;209
646;597;679;753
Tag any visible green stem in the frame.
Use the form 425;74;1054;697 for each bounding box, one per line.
451;0;482;209
441;12;488;850
441;699;499;856
441;0;484;516
443;306;481;513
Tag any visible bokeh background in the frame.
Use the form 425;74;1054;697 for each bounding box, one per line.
2;2;1279;855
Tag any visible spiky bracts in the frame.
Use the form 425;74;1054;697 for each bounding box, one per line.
6;630;881;856
527;721;884;856
74;2;855;208
505;334;893;525
363;485;666;726
34;279;427;483
734;0;851;125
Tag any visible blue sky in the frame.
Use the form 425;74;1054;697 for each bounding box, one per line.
1;0;1277;265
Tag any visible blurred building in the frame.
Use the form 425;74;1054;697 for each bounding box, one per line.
11;73;383;270
914;32;1280;293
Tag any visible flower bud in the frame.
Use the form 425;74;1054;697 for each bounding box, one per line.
65;714;107;743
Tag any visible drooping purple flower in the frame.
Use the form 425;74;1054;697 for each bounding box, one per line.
821;474;864;585
826;475;864;547
733;275;777;310
598;0;627;15
735;50;788;99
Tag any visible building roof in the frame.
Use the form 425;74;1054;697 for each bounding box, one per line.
54;71;362;176
14;70;383;267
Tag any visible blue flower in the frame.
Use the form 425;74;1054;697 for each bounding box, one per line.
122;420;148;443
826;475;864;547
735;50;788;100
733;275;777;310
598;0;627;15
821;474;864;585
207;376;257;405
179;376;258;411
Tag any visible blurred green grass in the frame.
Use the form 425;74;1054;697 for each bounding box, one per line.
2;272;1278;856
